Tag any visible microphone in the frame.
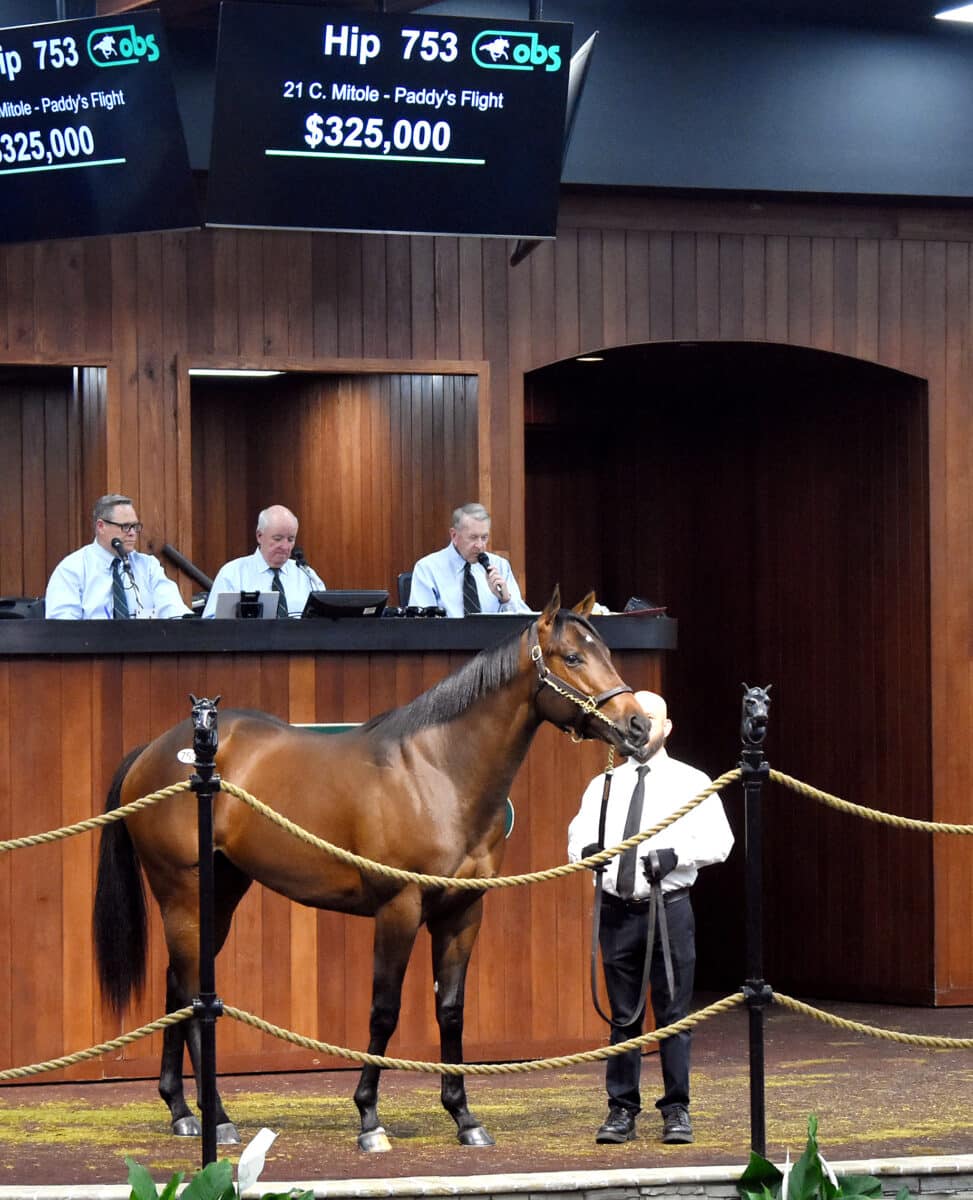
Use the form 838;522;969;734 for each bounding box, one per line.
292;545;314;579
478;552;503;597
110;537;132;573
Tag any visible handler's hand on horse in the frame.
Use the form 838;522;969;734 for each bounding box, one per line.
642;847;678;882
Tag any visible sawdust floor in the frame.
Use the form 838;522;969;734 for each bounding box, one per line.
1;995;972;1188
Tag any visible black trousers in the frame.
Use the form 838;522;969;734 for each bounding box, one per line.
598;890;695;1115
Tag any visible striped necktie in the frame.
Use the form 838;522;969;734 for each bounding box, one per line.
462;562;481;615
112;558;131;620
271;568;289;619
616;765;650;898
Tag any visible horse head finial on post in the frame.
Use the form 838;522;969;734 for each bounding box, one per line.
741;683;771;748
189;694;222;765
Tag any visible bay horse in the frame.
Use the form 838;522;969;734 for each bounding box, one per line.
93;589;649;1151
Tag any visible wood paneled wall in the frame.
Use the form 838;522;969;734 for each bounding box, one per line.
190;372;479;595
1;187;973;1014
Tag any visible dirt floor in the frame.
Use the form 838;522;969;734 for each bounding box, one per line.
2;995;973;1188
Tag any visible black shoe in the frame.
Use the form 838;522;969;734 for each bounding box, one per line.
595;1106;636;1144
661;1104;693;1144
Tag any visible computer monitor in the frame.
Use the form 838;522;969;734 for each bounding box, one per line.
212;591;278;619
301;590;388;619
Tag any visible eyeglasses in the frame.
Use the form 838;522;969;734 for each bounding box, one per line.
102;519;143;534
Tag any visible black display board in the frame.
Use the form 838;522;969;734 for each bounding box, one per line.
207;1;572;239
0;12;198;245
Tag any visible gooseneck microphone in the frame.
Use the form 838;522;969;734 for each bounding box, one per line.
478;551;503;597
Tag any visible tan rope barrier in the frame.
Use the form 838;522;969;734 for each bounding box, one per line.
220;770;742;890
7;988;973;1087
0;1006;194;1081
769;770;973;834
223;992;746;1074
0;782;191;854
773;992;973;1048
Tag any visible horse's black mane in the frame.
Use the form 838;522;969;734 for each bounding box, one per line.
360;609;597;741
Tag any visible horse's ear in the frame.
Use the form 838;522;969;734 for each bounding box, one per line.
572;591;596;618
537;585;562;631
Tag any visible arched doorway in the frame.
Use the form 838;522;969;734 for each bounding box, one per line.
525;341;931;1002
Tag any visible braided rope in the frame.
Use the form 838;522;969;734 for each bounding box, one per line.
220;769;742;890
0;782;191;854
773;992;973;1048
223;992;745;1074
0;1007;194;1081
770;770;973;834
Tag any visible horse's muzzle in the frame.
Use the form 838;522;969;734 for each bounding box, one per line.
617;711;650;758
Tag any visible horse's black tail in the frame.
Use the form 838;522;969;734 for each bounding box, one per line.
93;744;149;1014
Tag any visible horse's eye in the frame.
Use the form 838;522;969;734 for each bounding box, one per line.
564;652;582;667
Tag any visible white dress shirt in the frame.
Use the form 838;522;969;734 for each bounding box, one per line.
45;541;191;620
567;749;734;900
202;548;326;618
408;543;530;618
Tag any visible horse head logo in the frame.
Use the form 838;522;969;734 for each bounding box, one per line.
740;683;772;747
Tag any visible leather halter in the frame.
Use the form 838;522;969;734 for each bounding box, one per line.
527;618;633;739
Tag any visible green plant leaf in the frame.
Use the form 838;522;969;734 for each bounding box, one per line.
181;1160;235;1200
158;1174;185;1200
738;1148;784;1197
835;1175;882;1198
786;1116;826;1200
126;1156;178;1200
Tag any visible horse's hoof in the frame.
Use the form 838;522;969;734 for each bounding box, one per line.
458;1126;495;1147
172;1116;201;1137
358;1126;392;1153
217;1122;241;1145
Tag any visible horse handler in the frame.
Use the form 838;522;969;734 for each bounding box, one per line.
567;690;734;1146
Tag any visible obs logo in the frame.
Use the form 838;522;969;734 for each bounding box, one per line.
472;30;562;72
87;25;160;67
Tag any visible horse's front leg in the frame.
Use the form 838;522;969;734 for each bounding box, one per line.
353;892;422;1152
429;897;495;1147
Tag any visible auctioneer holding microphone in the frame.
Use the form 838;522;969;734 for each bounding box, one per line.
408;502;531;617
45;494;191;619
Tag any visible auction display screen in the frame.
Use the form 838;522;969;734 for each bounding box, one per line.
0;13;198;245
206;2;572;239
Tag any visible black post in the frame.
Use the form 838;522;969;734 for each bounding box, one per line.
739;684;773;1157
188;695;223;1169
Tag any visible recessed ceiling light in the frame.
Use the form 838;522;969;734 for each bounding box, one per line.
935;4;973;20
188;368;283;377
576;355;604;363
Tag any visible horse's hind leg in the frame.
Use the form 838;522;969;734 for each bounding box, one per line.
430;899;495;1147
160;965;201;1136
159;856;251;1142
353;893;422;1152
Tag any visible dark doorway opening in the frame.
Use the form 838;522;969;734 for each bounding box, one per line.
526;341;932;1002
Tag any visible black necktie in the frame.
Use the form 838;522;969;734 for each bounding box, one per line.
616;764;650;898
271;568;289;619
112;558;131;620
462;562;481;615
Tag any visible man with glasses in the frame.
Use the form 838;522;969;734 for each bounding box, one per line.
45;494;191;619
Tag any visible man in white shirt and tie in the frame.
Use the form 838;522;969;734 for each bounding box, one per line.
408;502;530;617
45;494;191;619
202;504;325;618
568;690;734;1147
